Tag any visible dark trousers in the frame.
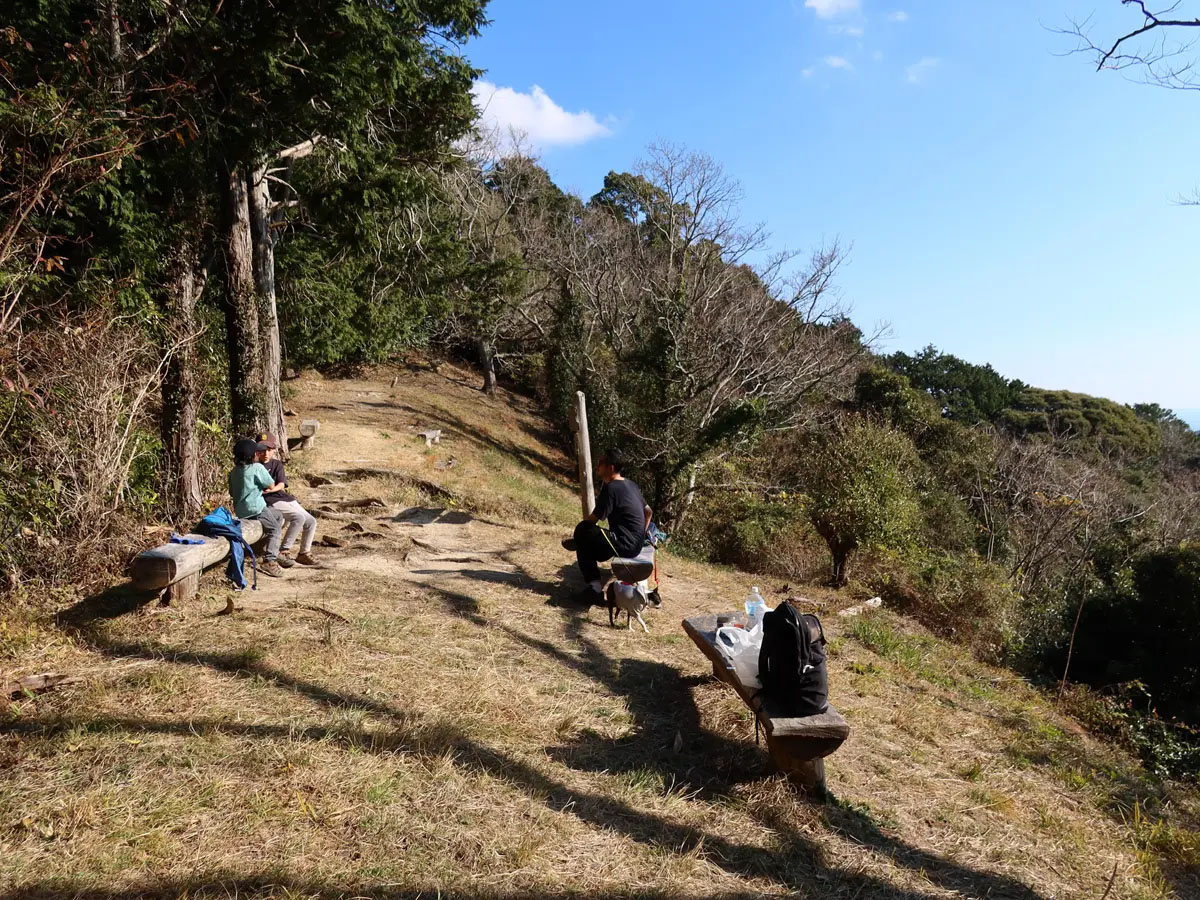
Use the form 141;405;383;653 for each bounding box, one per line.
246;506;283;562
574;520;616;584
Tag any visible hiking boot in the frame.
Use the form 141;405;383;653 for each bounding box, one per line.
571;585;603;606
276;554;296;568
561;537;578;552
261;560;285;577
295;551;317;566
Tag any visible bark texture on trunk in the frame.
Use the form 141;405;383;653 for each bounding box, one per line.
161;240;204;517
247;163;287;455
478;337;497;395
670;464;700;534
816;522;854;588
104;0;126;98
224;164;265;437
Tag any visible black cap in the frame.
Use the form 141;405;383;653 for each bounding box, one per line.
233;438;260;464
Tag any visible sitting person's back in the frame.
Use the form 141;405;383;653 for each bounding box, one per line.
594;477;649;558
228;444;273;520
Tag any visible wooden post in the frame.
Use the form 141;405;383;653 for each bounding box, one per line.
165;571;200;606
573;391;595;518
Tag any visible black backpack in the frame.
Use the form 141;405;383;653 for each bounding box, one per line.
757;603;828;716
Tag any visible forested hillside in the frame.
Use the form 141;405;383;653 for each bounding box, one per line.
3;0;1200;802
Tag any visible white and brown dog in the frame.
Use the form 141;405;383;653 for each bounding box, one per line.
606;578;653;632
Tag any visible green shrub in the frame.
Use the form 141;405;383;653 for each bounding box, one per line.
1065;546;1200;725
1062;684;1200;782
870;552;1018;661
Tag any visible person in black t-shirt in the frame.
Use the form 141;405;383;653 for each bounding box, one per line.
562;449;652;605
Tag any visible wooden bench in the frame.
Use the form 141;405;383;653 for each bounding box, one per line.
129;519;263;603
682;612;850;799
297;419;319;450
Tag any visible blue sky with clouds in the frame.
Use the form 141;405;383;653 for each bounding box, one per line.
467;1;1200;418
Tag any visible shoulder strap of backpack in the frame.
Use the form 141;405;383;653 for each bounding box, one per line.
805;614;826;645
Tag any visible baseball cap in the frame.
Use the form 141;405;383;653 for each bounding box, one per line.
257;432;279;449
233;438;260;463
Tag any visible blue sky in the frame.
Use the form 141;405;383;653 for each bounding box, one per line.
467;1;1200;419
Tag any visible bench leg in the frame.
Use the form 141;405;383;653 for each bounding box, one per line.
165;571;199;605
766;735;828;801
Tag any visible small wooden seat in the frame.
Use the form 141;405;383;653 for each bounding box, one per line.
129;519;264;603
683;612;850;799
610;545;655;583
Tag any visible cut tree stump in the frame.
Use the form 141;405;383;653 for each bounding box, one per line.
297;419;320;449
682;612;850;800
129;519;264;603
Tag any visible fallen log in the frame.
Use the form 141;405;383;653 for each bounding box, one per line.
836;597;882;618
311;508;360;521
129;519;264;603
5;673;82;699
335;497;387;509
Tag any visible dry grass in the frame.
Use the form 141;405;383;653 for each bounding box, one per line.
2;361;1198;899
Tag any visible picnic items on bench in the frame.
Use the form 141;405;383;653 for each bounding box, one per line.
683;608;850;799
758;603;829;718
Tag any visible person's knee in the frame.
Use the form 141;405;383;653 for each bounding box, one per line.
573;520;593;540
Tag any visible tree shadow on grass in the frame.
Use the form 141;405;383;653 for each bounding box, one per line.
55;584;159;629
39;614;1051;900
4;878;770;900
389;402;573;487
422;583;1053;900
38;585;1054;900
451;560;577;606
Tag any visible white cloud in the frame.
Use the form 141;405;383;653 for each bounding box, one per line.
805;0;860;19
905;57;940;84
471;81;612;150
873;50;885;62
888;10;910;22
825;55;854;70
802;67;816;78
830;24;865;37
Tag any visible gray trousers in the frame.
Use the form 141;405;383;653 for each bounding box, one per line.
272;499;317;553
248;506;283;562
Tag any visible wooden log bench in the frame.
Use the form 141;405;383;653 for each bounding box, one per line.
129;519;263;603
682;612;850;800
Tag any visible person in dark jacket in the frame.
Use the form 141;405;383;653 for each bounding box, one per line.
562;449;652;605
257;432;318;566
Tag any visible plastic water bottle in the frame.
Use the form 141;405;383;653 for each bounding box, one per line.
745;586;766;630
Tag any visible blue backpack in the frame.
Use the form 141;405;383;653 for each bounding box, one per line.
195;506;257;590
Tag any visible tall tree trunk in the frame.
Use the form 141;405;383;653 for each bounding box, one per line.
478;336;497;395
103;0;126;99
831;544;851;587
669;464;700;534
223;164;265;436
247;163;287;454
161;239;204;517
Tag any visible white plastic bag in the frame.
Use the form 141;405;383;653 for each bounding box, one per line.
715;625;762;688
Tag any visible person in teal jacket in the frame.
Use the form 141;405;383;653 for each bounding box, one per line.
228;438;287;577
